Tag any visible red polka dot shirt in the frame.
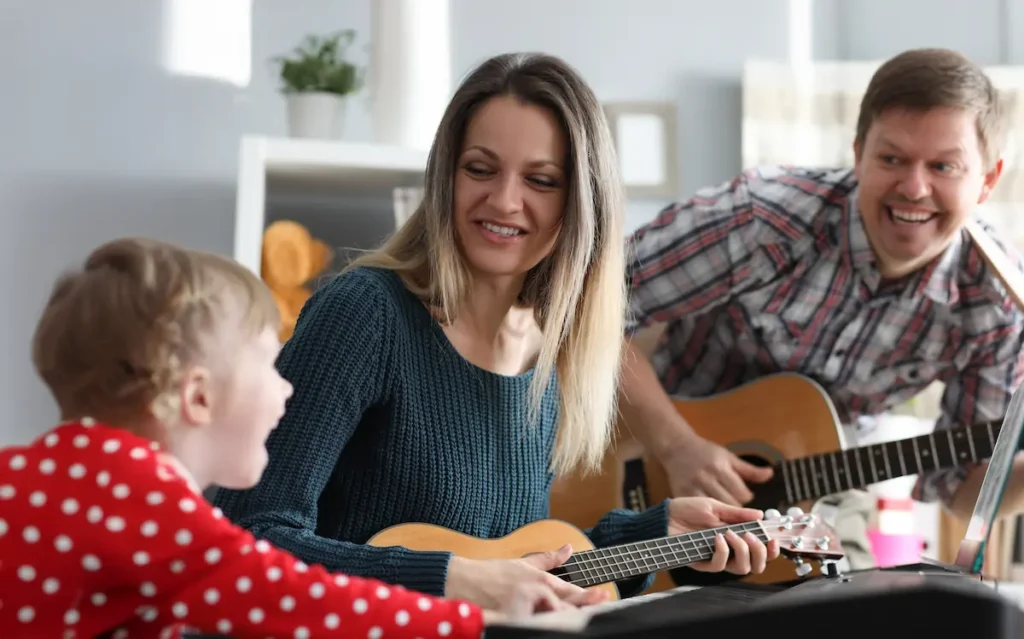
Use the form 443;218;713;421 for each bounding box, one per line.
0;420;486;638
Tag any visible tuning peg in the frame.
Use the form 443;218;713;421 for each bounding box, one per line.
786;506;804;517
764;508;781;519
793;558;813;577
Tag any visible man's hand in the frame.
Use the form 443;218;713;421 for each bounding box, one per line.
661;434;773;506
667;497;780;574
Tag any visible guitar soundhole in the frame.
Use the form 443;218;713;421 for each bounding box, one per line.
736;453;787;511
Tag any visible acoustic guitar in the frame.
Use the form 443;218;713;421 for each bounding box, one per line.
366;509;842;601
549;372;1003;589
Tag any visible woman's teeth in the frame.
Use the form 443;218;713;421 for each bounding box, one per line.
482;222;523;236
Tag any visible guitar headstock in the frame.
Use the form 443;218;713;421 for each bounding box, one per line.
760;507;845;571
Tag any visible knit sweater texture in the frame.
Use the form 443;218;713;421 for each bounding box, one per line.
213;266;671;599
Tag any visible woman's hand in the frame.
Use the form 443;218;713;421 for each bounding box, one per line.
668;497;781;575
446;544;609;613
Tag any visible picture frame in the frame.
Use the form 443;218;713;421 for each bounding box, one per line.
603;101;679;199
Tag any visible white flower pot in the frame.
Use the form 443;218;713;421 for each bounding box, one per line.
286;92;347;140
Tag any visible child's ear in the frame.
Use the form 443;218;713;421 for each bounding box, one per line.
179;365;215;427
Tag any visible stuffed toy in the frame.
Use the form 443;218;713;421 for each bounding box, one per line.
260;220;333;342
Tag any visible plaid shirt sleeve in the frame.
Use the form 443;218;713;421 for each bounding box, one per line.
625;170;794;334
913;297;1024;506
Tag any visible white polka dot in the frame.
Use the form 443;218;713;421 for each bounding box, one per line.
18;565;36;581
216;620;232;634
133;551;150;566
156;465;175;481
170;560;185;573
175;529;192;545
204;588;220;605
112;484;130;499
91;593;107;606
42;577;60;594
295;561;308;572
354;598;369;614
294;628;311;639
129;446;148;460
172;602;188;618
212;507;223;519
438;621;452;636
396;609;410;626
10;454;26;470
139;606;158;622
205;547;222;564
248;608;264;624
82;555;101;571
86;506;103;523
255;539;271;553
376;585;391;599
80;416;96;426
96;471;111;487
178;498;196;513
61;498;79;515
417;597;432;611
17;605;34;622
335;574;349;587
459;602;471;618
280;595;296;611
309;582;325;598
146;490;164;505
141;520;158;536
29;491;46;507
0;518;7;537
369;626;384;639
113;629;128;639
0;484;15;499
325;613;340;629
53;534;73;553
38;459;56;474
106;516;126;532
73;434;90;448
44;433;59;447
23;526;40;543
68;463;86;479
140;582;156;597
267;566;282;581
236;576;252;593
239;544;252;554
65;609;80;624
102;440;120;453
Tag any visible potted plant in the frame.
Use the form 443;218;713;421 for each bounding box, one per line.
273;30;365;140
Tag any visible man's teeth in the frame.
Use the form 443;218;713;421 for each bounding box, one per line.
482;222;523;236
890;208;936;223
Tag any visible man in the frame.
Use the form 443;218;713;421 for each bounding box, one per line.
618;47;1024;576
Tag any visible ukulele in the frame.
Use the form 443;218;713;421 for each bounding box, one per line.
366;508;842;601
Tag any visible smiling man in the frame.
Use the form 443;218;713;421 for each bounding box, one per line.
617;48;1024;575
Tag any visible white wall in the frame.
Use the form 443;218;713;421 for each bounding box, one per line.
1;0;1022;445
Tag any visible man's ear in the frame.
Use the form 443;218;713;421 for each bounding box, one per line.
179;365;215;427
978;157;1004;204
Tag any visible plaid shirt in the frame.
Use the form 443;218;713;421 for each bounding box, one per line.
626;165;1024;506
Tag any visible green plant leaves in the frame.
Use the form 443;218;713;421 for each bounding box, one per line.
273;30;366;96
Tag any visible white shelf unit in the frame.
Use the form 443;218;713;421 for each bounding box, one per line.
233;134;429;275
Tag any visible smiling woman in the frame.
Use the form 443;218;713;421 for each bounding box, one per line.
212;51;774;616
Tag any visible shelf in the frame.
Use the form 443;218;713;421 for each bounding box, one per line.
233;135;428;274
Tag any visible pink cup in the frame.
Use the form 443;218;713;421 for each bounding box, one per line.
867;530;924;567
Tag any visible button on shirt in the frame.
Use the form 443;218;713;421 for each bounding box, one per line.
625;165;1024;505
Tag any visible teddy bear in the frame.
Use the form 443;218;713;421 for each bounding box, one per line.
260;220;333;343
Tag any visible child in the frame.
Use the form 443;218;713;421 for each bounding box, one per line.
0;237;583;638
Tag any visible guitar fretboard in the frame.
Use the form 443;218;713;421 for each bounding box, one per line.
552;521;768;588
779;420;1000;504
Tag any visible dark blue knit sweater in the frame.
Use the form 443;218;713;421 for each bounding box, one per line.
213;266;670;598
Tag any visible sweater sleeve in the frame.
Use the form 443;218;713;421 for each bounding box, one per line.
583;501;669;598
213;269;456;597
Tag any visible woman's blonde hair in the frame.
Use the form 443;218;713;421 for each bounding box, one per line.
348;52;626;476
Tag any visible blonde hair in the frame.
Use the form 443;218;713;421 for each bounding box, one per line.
32;237;280;424
348;52;627;476
857;48;1007;169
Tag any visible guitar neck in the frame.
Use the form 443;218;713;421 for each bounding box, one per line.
779;420;1001;504
550;521;769;588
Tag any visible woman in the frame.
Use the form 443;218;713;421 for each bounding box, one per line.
214;52;777;611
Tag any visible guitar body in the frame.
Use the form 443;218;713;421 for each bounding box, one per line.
367;519;621;601
550;373;847;589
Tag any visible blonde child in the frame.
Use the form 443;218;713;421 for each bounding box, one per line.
0;237;588;638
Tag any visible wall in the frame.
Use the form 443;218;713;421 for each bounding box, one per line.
1;0;1022;446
